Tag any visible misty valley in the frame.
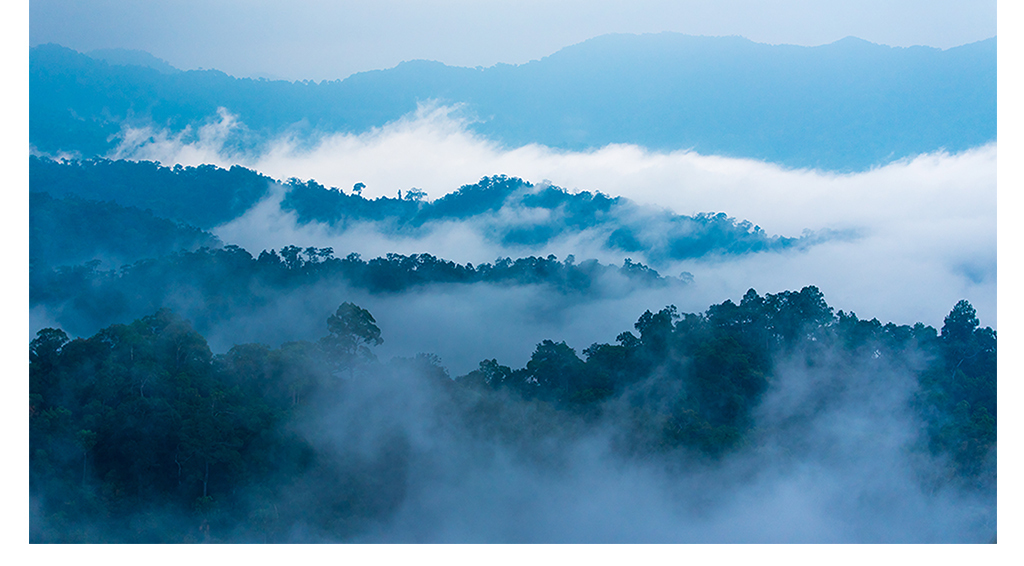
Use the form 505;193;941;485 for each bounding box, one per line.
29;159;996;543
28;36;996;544
30;286;996;542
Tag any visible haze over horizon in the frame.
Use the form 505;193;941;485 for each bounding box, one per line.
26;29;998;334
22;0;1009;547
29;0;996;81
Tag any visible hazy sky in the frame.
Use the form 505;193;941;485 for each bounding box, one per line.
13;1;1018;551
29;0;996;81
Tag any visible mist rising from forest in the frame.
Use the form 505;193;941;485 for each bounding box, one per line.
105;104;996;332
29;289;997;543
25;7;1004;545
292;343;994;543
169;278;698;377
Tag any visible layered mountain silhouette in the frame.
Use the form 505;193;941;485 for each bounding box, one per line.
31;33;995;170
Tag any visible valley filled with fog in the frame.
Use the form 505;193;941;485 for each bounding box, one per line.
27;31;997;544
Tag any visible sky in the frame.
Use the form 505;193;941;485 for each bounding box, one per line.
11;0;1024;553
19;0;1011;353
29;0;997;81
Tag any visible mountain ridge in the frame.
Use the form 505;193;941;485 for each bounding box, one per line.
30;32;995;171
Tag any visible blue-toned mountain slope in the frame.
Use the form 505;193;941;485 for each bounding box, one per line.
30;33;995;171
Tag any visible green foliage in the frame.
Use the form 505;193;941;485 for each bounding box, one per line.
32;245;675;339
25;157;804;262
912;300;996;482
30;156;273;230
31;157;818;271
30;191;221;270
29;311;285;541
320;302;384;373
281;174;803;259
30;293;995;542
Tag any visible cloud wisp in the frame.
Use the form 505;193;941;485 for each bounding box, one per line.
278;332;994;543
108;105;996;332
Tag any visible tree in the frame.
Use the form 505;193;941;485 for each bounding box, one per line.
30;327;69;366
763;285;833;344
404;188;427;201
940;300;990;379
30;328;70;397
942;299;979;345
319;303;383;375
524;340;586;402
461;359;513;389
634;306;678;357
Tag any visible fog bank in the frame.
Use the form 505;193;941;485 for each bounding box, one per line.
108;106;995;331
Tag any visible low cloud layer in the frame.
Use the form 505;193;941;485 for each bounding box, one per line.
190;277;693;377
280;334;994;543
108;106;996;333
29;105;999;544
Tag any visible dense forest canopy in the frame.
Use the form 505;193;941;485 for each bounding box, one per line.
29;156;273;230
29;153;847;382
29;291;995;542
27;150;996;543
27;29;996;543
31;243;678;341
30;157;828;277
29;191;222;270
280;174;811;260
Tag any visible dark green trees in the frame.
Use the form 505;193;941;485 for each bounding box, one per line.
918;299;997;481
30;310;278;541
29;302;397;542
456;287;997;468
320;302;383;374
522;340;589;402
29;156;273;230
29;293;996;542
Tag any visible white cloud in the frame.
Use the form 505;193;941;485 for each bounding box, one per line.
109;106;997;331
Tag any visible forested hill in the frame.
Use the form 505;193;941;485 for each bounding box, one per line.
31;245;676;340
31;157;823;266
29;290;995;542
29;156;273;230
30;34;995;170
280;174;814;259
29;192;221;270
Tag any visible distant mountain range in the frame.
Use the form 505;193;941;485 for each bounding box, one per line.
85;47;181;74
31;33;995;171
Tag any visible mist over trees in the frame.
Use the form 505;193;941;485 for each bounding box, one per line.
29;291;995;542
28;149;998;541
30;191;222;270
30;34;994;171
26;155;997;544
27;28;996;544
30;157;825;276
29;156;273;230
31;243;679;341
282;173;811;260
